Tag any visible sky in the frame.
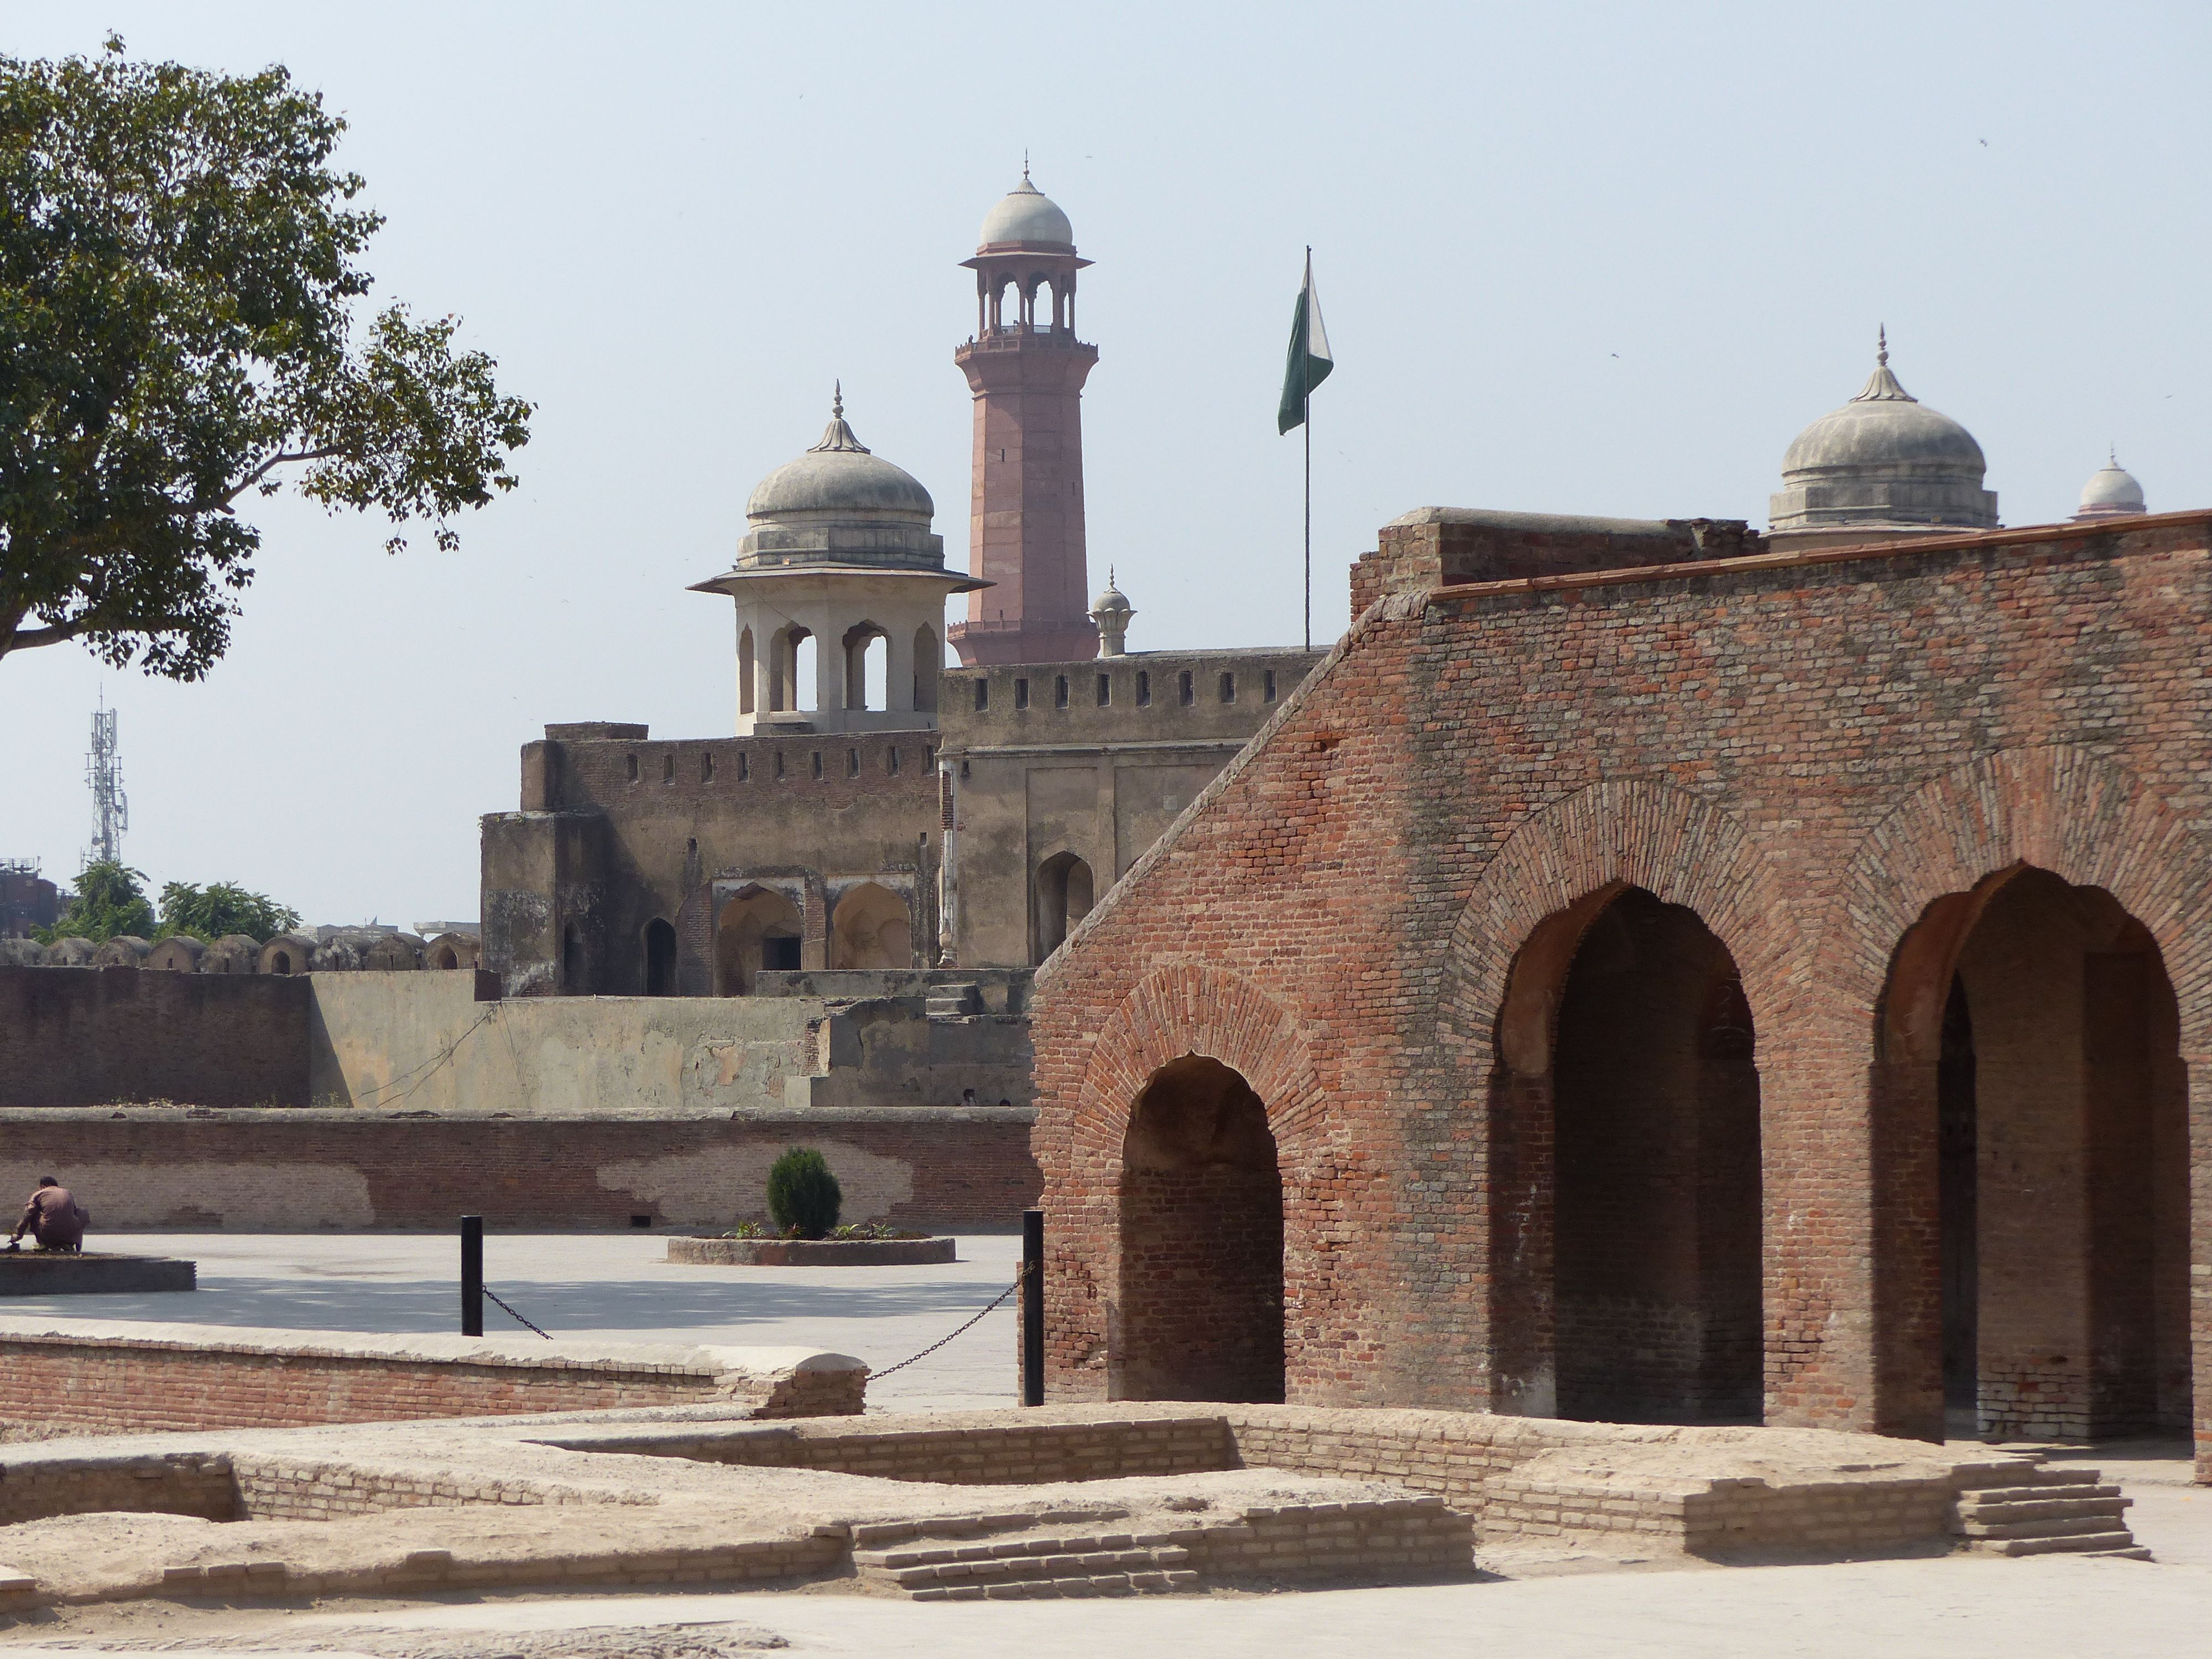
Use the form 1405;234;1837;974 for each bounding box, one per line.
3;1;2208;926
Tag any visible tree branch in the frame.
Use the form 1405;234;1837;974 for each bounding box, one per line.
211;444;348;509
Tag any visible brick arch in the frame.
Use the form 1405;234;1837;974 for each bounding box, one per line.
1832;744;2212;1055
1436;777;1802;1065
1050;963;1352;1402
1069;963;1327;1157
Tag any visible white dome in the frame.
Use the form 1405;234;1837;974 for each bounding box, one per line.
734;389;945;572
979;175;1074;250
2075;455;2146;520
1769;331;1998;534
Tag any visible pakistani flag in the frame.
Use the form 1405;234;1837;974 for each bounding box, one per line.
1277;253;1333;435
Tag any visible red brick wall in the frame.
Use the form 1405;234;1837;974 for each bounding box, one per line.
0;1338;731;1435
0;1110;1040;1230
1029;511;2212;1479
0;967;309;1109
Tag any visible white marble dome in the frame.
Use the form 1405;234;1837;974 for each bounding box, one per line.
738;390;943;571
978;174;1074;250
2074;455;2147;521
1770;332;1998;535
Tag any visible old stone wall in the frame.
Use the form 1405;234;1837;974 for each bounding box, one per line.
1027;509;2212;1477
0;1106;1038;1230
488;728;940;997
937;648;1324;967
0;966;310;1109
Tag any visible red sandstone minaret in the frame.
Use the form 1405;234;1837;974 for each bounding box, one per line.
948;170;1100;666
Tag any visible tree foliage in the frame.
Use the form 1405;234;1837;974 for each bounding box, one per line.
0;36;532;680
156;879;300;943
37;859;154;942
765;1147;842;1240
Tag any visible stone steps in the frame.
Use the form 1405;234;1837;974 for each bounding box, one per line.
1953;1466;2149;1561
854;1524;1202;1600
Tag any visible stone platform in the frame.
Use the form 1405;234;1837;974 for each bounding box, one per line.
0;1250;196;1295
670;1235;957;1267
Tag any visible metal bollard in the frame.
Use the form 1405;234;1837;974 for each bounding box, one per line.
1021;1208;1044;1407
461;1214;484;1337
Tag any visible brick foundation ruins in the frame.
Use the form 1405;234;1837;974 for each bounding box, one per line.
1027;508;2212;1480
0;1402;2146;1611
0;1316;865;1438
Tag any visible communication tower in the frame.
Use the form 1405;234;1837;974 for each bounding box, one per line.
84;699;127;868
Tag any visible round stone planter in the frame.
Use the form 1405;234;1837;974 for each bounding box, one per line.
667;1235;956;1267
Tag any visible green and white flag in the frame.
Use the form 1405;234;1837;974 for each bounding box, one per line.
1277;252;1333;435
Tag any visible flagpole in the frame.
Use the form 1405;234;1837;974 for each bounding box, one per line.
1302;246;1312;653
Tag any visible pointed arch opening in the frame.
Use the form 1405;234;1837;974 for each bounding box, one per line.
1116;1056;1284;1402
643;918;677;996
912;625;940;712
1491;884;1764;1424
714;886;802;995
738;627;756;717
843;622;888;712
1033;851;1094;964
830;882;910;970
1874;865;2190;1442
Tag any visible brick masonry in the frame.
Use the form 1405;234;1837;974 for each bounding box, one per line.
0;967;308;1108
0;1108;1040;1231
0;1318;865;1437
1027;510;2212;1481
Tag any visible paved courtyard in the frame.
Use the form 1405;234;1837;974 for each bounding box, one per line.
0;1232;2205;1656
1;1232;1023;1411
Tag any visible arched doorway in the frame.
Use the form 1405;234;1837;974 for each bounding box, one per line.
830;883;910;969
1034;851;1094;963
1495;885;1763;1423
1879;866;2189;1441
1117;1056;1284;1402
643;918;677;996
715;887;803;995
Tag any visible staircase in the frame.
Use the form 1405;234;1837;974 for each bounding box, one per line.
925;981;981;1020
851;1509;1199;1600
1953;1465;2149;1559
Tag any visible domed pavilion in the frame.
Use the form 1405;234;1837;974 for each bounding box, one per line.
1767;330;1999;551
690;388;986;735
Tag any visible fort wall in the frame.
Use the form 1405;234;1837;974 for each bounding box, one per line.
1028;508;2212;1473
0;966;310;1109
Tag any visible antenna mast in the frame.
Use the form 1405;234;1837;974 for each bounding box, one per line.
84;698;128;868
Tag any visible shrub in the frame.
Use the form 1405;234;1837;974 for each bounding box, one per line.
766;1146;841;1240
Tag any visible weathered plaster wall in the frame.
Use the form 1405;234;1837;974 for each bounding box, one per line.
0;1106;1039;1230
936;649;1323;966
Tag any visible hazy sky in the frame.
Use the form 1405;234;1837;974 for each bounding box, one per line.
4;1;2208;926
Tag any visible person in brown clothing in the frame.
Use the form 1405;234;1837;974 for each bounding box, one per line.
8;1178;87;1252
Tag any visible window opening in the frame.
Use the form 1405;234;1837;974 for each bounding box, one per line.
1097;673;1111;706
1178;671;1194;706
974;679;990;712
1015;677;1030;710
1137;671;1151;707
1264;669;1278;701
1055;675;1070;709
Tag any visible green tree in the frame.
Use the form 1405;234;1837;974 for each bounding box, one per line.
0;36;532;680
38;859;154;942
156;880;300;943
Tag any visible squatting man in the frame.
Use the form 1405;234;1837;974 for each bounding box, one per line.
6;1177;88;1253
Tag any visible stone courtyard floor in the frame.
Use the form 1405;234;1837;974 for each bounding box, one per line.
0;1232;2204;1655
0;1232;1024;1411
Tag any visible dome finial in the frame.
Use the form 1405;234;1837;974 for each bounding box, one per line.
1877;323;1888;367
1022;149;1030;183
808;383;870;455
1851;327;1915;404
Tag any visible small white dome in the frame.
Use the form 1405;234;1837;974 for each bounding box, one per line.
2075;455;2146;520
1091;573;1131;615
979;174;1074;250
